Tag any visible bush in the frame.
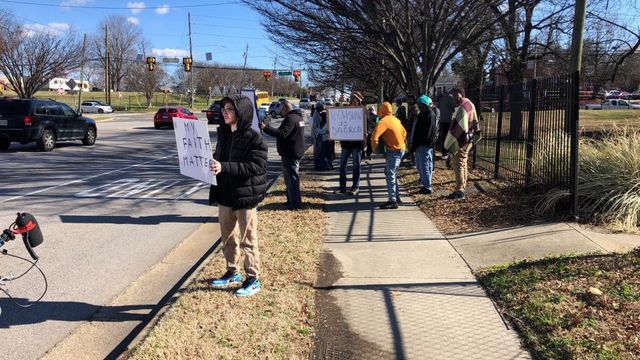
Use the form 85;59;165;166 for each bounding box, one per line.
537;127;640;231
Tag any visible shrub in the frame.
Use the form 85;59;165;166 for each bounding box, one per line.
537;127;640;232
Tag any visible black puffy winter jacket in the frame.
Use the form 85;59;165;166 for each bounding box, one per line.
208;94;268;210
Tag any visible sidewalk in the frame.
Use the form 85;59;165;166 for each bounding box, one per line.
313;157;530;359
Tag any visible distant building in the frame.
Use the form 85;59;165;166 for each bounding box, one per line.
47;77;90;92
433;75;461;96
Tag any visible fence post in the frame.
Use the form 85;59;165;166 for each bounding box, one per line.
494;85;505;178
569;71;580;219
524;79;537;188
472;88;481;169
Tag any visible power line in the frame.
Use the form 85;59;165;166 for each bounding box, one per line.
0;0;241;10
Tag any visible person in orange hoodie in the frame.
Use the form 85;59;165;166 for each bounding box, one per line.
371;102;407;209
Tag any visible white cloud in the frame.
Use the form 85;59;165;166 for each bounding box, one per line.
155;5;170;15
23;22;71;37
127;17;140;26
127;2;145;14
60;0;90;7
152;48;189;58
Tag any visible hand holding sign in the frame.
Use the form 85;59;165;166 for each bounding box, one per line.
173;118;217;185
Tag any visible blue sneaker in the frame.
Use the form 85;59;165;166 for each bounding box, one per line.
210;270;242;287
235;277;261;297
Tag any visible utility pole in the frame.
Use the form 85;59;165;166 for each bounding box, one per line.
270;56;276;100
105;24;111;105
188;12;194;107
78;33;87;112
240;43;249;89
569;0;587;220
569;0;588;72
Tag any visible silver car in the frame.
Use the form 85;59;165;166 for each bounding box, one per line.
81;101;113;114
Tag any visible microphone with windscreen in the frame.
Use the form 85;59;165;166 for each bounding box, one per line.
1;213;44;260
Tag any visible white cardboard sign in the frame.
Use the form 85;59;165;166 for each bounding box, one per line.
327;106;366;141
173;118;216;185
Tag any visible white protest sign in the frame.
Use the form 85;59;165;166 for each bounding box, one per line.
240;88;261;133
173;118;216;185
327;106;366;141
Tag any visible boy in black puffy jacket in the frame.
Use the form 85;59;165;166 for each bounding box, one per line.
209;94;268;297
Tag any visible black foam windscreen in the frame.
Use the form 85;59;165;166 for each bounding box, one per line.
16;213;44;248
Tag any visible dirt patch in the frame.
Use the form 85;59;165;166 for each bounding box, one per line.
311;251;393;360
398;159;557;235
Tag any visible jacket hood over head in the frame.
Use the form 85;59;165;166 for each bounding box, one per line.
378;101;393;117
221;94;254;131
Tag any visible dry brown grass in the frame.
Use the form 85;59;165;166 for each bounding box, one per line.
129;160;326;359
397;160;554;235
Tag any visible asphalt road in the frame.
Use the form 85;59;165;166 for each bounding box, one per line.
0;111;294;359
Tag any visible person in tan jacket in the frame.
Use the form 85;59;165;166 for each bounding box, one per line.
371;102;407;209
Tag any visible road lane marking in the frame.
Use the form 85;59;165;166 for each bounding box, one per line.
1;155;173;204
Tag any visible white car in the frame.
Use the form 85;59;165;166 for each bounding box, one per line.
81;101;113;114
299;98;310;108
259;102;270;111
584;99;640;110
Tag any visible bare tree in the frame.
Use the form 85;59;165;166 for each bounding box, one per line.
0;10;81;98
585;1;640;90
124;63;168;107
245;0;531;97
91;15;142;92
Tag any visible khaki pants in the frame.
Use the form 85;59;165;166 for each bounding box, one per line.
452;143;473;193
219;206;260;278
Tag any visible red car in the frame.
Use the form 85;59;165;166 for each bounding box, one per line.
154;106;198;129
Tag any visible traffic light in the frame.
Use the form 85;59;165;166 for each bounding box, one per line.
293;70;301;82
146;56;156;71
262;70;272;82
183;57;192;72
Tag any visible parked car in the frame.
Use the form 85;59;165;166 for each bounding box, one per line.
619;92;631;100
584;99;640;110
268;101;283;118
605;90;621;99
205;100;222;124
629;92;640;100
259;102;271;111
0;98;97;151
154;106;198;129
323;98;334;106
80;100;113;114
299;98;310;108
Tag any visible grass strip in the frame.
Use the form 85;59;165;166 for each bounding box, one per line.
129;158;326;359
477;249;640;359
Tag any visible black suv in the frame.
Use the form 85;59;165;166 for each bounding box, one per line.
205;100;223;124
0;98;97;151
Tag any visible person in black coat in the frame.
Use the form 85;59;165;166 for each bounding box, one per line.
409;95;437;194
209;94;268;297
259;100;305;209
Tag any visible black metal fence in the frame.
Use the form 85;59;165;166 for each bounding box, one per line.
465;72;579;212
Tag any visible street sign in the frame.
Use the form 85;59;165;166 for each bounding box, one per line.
66;78;77;91
277;71;292;76
205;52;212;61
57;87;65;95
162;57;180;63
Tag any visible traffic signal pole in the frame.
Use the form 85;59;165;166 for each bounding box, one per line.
78;33;87;112
188;12;194;107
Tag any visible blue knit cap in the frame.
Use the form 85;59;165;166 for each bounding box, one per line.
417;95;432;106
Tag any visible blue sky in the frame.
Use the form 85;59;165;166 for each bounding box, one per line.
0;0;301;71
